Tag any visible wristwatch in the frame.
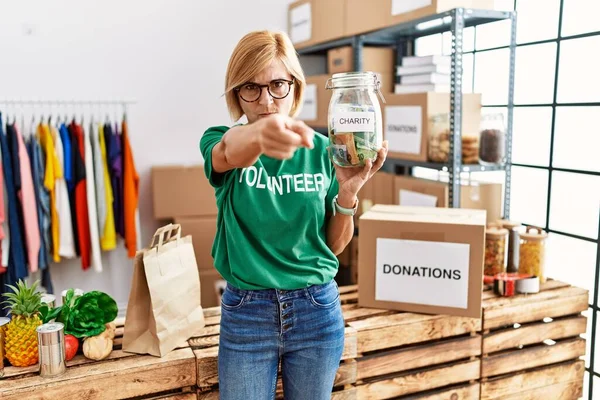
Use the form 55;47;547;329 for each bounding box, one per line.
332;194;359;216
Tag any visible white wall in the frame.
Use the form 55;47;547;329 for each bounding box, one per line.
0;0;294;310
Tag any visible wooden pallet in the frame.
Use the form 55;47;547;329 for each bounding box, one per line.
0;317;197;400
480;279;588;399
338;285;482;400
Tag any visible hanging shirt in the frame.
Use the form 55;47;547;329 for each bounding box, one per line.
68;123;82;256
91;123;106;236
72;122;91;270
122;119;139;258
0;146;6;274
105;124;124;238
37;123;61;262
27;135;50;271
6;124;26;255
0;114;27;286
14;125;40;273
52;125;75;259
84;123;102;272
99;124;116;251
60;123;73;190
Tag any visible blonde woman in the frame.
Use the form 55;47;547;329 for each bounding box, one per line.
200;30;388;399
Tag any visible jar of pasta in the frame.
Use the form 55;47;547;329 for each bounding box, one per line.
326;71;384;167
484;225;508;276
518;227;548;283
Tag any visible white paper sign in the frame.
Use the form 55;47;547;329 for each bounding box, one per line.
375;238;470;309
333;112;375;132
399;189;438;207
385;106;422;154
298;84;317;121
392;0;432;16
290;3;311;43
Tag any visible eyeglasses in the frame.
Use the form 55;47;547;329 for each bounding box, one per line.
235;79;294;102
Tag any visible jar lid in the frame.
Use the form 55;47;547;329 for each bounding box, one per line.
498;219;522;229
519;226;548;241
0;316;10;327
486;226;508;238
326;71;380;89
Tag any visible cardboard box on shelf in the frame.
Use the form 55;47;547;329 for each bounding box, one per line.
345;0;495;37
393;176;503;224
461;181;503;224
355;171;395;225
175;217;217;271
297;74;331;128
345;0;391;36
152;165;217;219
288;0;345;49
383;92;481;162
388;0;495;26
327;46;396;93
393;175;448;207
358;204;486;318
200;269;226;308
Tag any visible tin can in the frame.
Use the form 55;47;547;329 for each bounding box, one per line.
0;317;10;378
41;294;56;309
61;288;84;306
37;322;66;378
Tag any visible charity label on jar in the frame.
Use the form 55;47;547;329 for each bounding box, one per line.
330;112;378;167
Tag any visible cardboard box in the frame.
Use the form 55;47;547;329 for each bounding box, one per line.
461;182;503;224
355;171;395;225
297;74;331;128
200;269;226;308
358;204;485;318
327;46;396;93
393;175;448;207
383;93;482;162
389;0;495;26
288;0;345;49
152;165;217;219
393;176;503;223
345;0;391;36
175;217;217;271
345;0;495;37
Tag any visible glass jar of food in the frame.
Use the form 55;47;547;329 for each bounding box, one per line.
479;113;506;165
326;71;384;167
498;219;523;273
484;225;509;276
428;113;480;164
518;227;548;282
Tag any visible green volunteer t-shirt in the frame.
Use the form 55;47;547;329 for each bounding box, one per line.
199;125;340;290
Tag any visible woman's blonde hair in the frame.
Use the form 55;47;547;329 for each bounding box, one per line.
225;30;305;121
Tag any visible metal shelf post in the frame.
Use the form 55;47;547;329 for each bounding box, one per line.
503;11;517;219
449;8;465;208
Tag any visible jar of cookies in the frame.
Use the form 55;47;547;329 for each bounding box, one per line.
484;225;509;276
428;113;479;163
479;113;506;165
326;72;384;167
518;227;548;283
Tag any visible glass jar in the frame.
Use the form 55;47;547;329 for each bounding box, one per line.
326;71;383;167
479;113;506;165
484;225;508;276
498;219;523;273
427;113;479;164
518;226;548;282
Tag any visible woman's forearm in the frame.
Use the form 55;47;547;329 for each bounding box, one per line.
212;124;262;173
326;193;356;255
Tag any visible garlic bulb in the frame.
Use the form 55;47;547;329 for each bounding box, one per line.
83;332;113;360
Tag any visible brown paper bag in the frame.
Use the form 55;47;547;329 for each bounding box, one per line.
123;223;205;357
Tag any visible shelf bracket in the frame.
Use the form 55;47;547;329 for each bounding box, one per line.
449;8;465;209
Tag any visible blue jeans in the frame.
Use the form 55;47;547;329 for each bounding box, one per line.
218;279;345;400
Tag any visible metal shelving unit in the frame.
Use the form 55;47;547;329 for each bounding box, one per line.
299;8;517;216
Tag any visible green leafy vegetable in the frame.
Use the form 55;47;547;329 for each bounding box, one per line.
48;290;118;338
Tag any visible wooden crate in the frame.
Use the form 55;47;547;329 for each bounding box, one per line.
480;279;588;399
339;285;482;400
0;317;197;400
